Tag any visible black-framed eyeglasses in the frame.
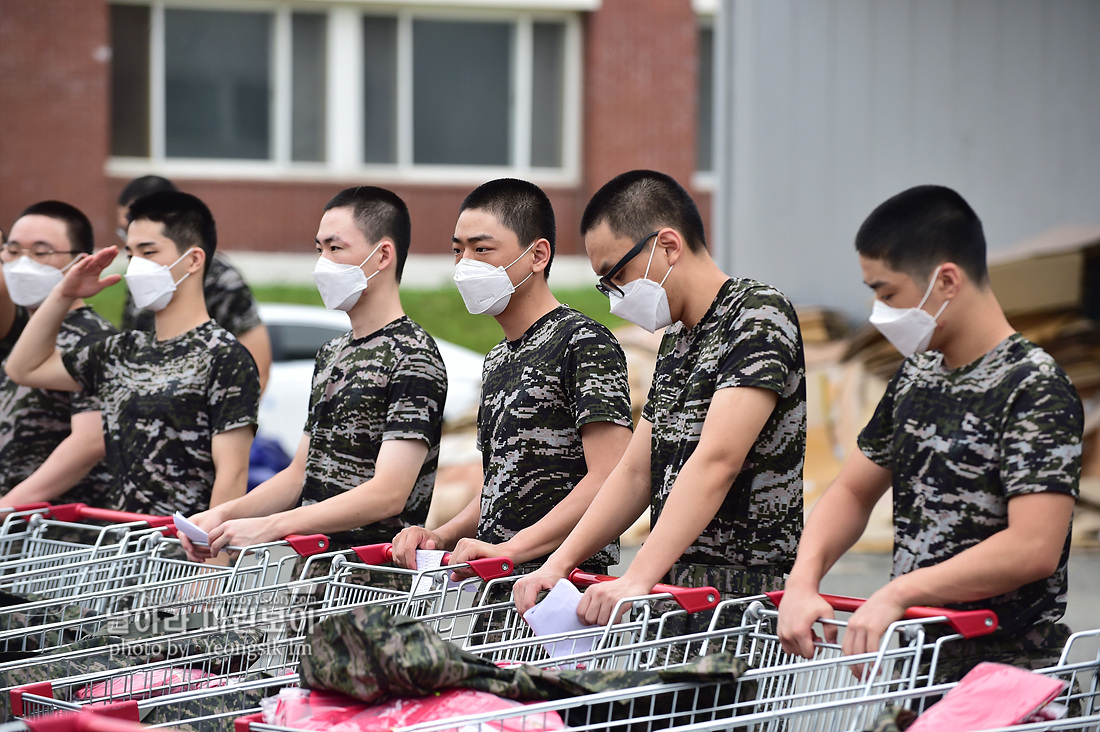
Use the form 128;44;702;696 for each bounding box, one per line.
0;243;78;260
595;231;659;298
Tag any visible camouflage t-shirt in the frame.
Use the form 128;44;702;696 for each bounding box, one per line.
0;307;116;503
61;319;260;516
121;253;263;337
301;316;446;550
476;306;633;571
858;333;1081;635
643;278;806;575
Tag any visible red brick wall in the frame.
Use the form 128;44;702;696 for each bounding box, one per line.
0;0;111;238
2;1;709;260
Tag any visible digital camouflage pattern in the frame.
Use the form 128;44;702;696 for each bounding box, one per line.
865;706;918;732
476;306;632;572
859;333;1081;638
0;307;116;501
0;610;273;721
301;603;751;727
301;316;446;550
0;306;27;362
121;253;263;337
643;278;806;577
61;320;259;517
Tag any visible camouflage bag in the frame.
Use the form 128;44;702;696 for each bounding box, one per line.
300;604;753;727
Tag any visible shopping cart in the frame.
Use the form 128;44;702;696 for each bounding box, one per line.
7;553;714;729
224;590;1008;732
6;544;518;728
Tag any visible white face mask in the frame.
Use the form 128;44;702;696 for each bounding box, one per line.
125;248;196;312
607;242;674;333
312;242;383;312
2;255;82;308
452;243;535;316
868;265;949;357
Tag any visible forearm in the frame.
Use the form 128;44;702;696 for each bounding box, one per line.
267;476;411;538
785;479;878;593
543;464;649;576
4;288;71;384
878;499;1074;610
619;450;741;588
432;493;482;550
502;473;608;566
0;433;104;507
218;467;304;520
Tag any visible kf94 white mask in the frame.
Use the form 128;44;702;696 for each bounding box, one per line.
607;242;674;333
868;265;949;357
2;254;82;308
453;243;535;316
312;242;383;312
124;248;196;312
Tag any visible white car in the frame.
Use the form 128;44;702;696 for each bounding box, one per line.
256;303;483;456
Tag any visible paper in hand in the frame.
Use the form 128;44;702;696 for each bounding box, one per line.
173;511;209;544
522;578;598;662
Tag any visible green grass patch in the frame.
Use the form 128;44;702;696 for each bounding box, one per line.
88;282;624;355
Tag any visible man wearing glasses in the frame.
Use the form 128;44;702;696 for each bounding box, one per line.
0;202;116;507
392;178;633;580
515;170;806;627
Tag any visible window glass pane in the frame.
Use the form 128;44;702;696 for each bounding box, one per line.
696;23;714;173
531;22;565;168
110;4;150;157
413;20;511;166
165;10;271;159
362;15;398;164
292;13;326;162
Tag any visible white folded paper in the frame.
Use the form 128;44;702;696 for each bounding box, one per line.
414;549;446;594
172;511;209;544
522;578;598;662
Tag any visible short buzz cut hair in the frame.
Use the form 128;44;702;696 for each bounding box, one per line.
856;185;988;286
460;178;556;278
128;191;217;276
324;186;412;283
118;175;179;207
580;170;707;253
16;200;95;255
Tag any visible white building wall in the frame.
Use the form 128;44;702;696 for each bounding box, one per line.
713;0;1100;320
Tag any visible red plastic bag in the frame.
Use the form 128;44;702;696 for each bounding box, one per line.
907;662;1066;731
76;667;223;701
264;687;565;732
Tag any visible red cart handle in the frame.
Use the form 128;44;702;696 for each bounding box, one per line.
45;503;175;529
7;502;51;513
765;590;998;639
284;534;330;556
352;543;513;580
568;569;720;614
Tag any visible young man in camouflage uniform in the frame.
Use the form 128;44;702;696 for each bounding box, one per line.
180;186;446;555
0;202;117;508
392;178;633;577
776;185;1081;681
514;170;807;626
116;176;273;392
5;191;259;517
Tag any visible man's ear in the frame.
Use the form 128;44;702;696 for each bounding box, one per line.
530;238;552;274
939;262;964;299
186;247;206;275
656;228;686;267
372;240;397;274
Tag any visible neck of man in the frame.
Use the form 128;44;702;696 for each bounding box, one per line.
494;276;559;342
936;287;1016;369
154;284;210;341
348;281;405;339
670;253;732;331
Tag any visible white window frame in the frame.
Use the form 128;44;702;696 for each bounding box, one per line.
107;0;583;186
